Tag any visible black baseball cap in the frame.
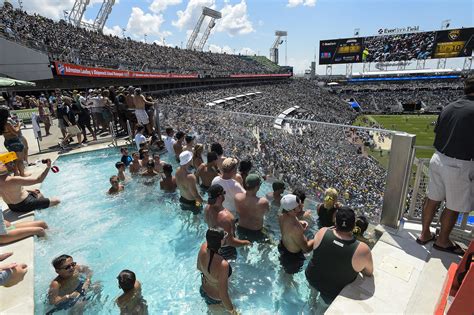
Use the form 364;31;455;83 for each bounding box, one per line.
207;184;225;204
336;207;356;232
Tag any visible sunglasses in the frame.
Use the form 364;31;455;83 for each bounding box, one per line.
60;262;76;270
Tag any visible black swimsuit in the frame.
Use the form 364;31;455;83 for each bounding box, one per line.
208;250;233;277
200;250;232;305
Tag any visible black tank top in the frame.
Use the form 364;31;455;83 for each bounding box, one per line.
317;204;337;228
305;229;359;300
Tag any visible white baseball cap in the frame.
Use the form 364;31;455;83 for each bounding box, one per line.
179;150;193;166
281;194;299;211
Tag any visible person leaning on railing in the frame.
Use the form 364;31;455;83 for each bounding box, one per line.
417;76;474;256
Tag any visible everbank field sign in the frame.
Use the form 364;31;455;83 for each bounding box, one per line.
377;26;420;35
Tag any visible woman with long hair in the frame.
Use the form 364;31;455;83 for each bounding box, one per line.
197;228;237;314
0;106;26;176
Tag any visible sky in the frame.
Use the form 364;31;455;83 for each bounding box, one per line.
3;0;473;74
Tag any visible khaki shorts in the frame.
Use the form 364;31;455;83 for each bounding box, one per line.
66;125;81;135
427;151;474;213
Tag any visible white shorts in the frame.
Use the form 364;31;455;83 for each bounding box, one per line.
135;109;149;125
427;151;474;213
66;125;81;135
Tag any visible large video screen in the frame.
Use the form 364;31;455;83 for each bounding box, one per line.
319;27;474;65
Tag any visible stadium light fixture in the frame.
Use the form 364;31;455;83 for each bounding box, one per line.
187;7;222;51
68;0;115;33
270;31;287;65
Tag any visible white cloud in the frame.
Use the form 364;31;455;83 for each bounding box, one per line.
149;0;182;13
172;0;216;30
287;0;316;8
209;44;233;54
5;0;76;20
103;25;123;37
239;47;256;55
216;0;254;36
126;7;170;40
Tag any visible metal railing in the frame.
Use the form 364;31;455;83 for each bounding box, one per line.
406;151;473;243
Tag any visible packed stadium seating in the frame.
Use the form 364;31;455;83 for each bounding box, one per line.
0;4;284;75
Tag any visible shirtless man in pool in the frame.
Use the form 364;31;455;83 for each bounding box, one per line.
0;159;60;213
176;151;203;214
48;255;93;313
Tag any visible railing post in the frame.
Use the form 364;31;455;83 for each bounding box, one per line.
380;133;416;229
407;158;423;219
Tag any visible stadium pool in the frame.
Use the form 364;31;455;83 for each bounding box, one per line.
34;148;327;314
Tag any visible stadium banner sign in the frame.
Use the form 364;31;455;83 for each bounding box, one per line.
229;74;293;78
319;27;474;65
377;26;420;35
53;62;198;79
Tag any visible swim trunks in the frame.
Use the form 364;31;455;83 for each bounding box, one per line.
179;196;202;214
7;191;50;213
45;277;86;314
4;138;24;153
278;241;306;274
0;269;12;286
134;109;149;125
236;225;269;243
199;285;221;305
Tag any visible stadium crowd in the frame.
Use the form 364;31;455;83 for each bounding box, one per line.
0;2;280;75
334;80;464;111
363;31;436;62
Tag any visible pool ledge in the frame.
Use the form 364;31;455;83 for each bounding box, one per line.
0;141;128;315
326;222;461;314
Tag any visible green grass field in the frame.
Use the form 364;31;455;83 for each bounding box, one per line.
354;114;437;163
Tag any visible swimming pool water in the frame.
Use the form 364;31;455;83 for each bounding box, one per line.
34;148;327;314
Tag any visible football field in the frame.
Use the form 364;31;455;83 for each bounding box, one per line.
355;114;437;159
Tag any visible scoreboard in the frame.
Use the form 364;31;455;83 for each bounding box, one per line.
319;27;474;65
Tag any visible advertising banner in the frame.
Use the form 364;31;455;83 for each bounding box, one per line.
54;62;199;79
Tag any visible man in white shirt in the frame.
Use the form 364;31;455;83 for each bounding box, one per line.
164;127;176;155
134;125;149;150
211;158;245;215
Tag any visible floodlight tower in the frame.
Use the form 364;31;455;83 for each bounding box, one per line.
187;7;222;51
68;0;115;32
93;0;115;31
270;31;287;64
68;0;90;27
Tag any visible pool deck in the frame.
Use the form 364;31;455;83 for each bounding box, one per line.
0;122;464;314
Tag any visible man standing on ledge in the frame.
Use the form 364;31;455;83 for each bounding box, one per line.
417;76;474;255
0;158;60;213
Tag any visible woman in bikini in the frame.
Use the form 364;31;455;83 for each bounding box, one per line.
197;228;238;314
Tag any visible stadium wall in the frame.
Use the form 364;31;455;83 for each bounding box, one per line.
0;37;53;81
